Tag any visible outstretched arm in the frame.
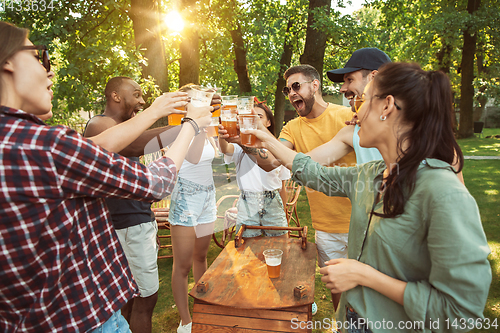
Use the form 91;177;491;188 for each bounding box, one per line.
163;105;212;170
243;122;298;170
217;125;235;155
307;126;355;166
84;92;188;156
185;131;207;164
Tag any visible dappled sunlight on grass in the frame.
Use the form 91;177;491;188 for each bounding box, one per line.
480;143;500;150
459;128;500;156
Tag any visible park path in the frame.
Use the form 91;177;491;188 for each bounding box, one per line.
464;156;500;160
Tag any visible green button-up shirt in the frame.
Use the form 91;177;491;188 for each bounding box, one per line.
292;153;491;332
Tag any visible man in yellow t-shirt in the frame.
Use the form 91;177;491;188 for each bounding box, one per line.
279;64;356;311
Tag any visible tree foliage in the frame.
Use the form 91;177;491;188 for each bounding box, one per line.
1;0;499;135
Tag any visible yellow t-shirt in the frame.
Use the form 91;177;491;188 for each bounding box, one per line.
279;104;356;233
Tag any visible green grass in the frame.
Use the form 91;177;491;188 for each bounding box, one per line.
459;128;500;331
463;159;500;332
460;128;500;156
152;130;500;332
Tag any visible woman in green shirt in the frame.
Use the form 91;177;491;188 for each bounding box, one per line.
245;62;491;332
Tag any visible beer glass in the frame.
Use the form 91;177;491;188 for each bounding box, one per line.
210;88;222;135
237;96;254;115
238;114;258;146
168;106;185;126
263;249;283;279
169;86;214;125
188;86;215;107
221;95;238;138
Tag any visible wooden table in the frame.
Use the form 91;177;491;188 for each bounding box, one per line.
189;237;317;332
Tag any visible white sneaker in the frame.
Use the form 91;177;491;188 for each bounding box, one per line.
312;302;318;316
177;321;192;333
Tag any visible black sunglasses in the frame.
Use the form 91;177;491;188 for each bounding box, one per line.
20;45;51;72
282;80;313;97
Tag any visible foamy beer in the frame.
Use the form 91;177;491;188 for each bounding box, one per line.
238;115;258;146
263;249;283;279
221;95;238;138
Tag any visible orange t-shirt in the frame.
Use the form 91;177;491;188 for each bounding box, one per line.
279;104;356;233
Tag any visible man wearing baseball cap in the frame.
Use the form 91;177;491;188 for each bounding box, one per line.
306;48;391;167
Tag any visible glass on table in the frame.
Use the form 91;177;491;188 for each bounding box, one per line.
263;249;283;279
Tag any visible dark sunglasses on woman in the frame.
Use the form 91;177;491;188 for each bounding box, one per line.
20;45;51;73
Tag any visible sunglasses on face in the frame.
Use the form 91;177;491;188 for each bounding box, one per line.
353;95;402;113
282;80;313;97
20;45;51;72
353;96;365;113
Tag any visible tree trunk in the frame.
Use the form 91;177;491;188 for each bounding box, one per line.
458;0;481;138
474;46;488;122
129;0;168;92
436;38;453;74
274;18;294;136
179;0;200;87
231;25;252;94
299;0;330;85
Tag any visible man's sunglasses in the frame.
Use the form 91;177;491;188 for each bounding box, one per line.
20;45;51;72
282;81;313;97
353;95;401;113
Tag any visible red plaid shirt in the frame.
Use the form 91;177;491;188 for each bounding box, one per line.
0;106;177;332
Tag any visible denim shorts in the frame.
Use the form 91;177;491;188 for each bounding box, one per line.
90;310;131;333
236;190;288;238
345;306;373;333
168;177;216;227
115;221;159;297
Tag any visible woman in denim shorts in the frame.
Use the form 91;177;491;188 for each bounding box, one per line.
168;132;218;333
219;102;290;238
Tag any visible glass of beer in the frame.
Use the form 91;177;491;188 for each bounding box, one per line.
188;86;215;107
237;96;254;115
221;95;238;138
263;249;283;279
238;114;258;146
210;88;222;135
168;107;185;126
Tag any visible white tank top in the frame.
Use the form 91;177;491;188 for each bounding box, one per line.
178;139;215;186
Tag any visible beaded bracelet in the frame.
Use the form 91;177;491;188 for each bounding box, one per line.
181;117;200;135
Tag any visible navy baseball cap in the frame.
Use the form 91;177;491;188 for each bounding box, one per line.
327;48;391;82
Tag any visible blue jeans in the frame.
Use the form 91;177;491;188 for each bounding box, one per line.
346;306;373;333
236;190;287;237
90;310;131;333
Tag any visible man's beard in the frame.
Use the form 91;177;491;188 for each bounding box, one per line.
295;92;315;117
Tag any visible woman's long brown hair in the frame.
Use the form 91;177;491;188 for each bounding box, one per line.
372;62;463;218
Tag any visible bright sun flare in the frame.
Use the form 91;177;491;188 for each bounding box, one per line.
165;11;184;32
